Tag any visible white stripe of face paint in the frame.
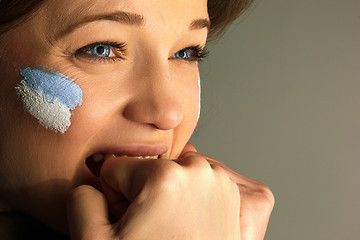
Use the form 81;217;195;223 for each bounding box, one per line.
16;80;72;133
197;76;201;123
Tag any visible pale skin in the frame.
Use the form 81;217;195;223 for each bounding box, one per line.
0;0;274;239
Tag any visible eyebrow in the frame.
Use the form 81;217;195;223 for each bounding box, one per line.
57;11;144;39
56;11;210;39
190;18;211;30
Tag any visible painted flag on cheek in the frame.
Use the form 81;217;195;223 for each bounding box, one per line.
16;67;83;133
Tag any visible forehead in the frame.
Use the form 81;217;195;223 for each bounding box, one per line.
40;0;209;38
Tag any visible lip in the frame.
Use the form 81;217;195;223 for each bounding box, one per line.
85;144;169;179
88;144;169;158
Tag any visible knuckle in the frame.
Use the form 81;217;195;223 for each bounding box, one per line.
246;183;275;211
258;184;275;209
211;165;233;186
149;160;184;193
182;154;210;170
210;163;228;177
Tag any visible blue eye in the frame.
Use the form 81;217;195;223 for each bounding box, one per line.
170;45;209;62
89;44;111;57
174;49;191;59
75;41;127;62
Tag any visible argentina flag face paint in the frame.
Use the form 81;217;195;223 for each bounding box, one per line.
16;67;83;133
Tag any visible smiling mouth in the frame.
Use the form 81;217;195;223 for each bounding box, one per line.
86;153;160;177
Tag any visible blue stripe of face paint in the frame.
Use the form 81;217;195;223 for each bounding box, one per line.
20;67;82;110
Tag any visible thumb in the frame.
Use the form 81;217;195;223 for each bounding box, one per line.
180;143;197;158
67;185;112;240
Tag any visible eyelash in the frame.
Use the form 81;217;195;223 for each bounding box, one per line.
173;45;209;63
74;41;127;62
74;41;209;63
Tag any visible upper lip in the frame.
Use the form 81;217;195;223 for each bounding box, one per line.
88;144;169;158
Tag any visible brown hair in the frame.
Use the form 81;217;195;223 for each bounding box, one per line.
0;0;45;36
0;0;253;40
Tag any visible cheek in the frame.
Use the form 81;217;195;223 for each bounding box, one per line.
16;66;83;133
170;75;200;158
197;76;201;123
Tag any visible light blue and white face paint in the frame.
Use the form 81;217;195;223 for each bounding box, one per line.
16;67;83;133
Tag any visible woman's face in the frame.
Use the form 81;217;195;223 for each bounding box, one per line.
0;0;208;232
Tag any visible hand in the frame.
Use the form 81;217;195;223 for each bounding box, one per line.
180;144;275;240
67;152;241;240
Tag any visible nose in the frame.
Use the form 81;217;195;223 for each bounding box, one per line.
123;64;184;130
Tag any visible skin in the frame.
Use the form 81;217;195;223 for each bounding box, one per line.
0;0;274;239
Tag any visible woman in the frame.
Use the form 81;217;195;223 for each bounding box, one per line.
0;0;274;239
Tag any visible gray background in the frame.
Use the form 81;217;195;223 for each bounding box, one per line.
190;0;360;239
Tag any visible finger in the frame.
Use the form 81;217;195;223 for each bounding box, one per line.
239;189;274;240
179;150;240;181
179;143;197;158
182;151;258;185
189;153;274;240
100;157;151;219
67;185;112;240
177;150;274;240
100;157;146;201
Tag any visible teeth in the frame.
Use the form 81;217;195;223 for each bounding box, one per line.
91;154;159;162
141;156;158;159
104;154;116;160
92;153;104;162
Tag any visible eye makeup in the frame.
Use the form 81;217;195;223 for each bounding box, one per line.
16;67;83;133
